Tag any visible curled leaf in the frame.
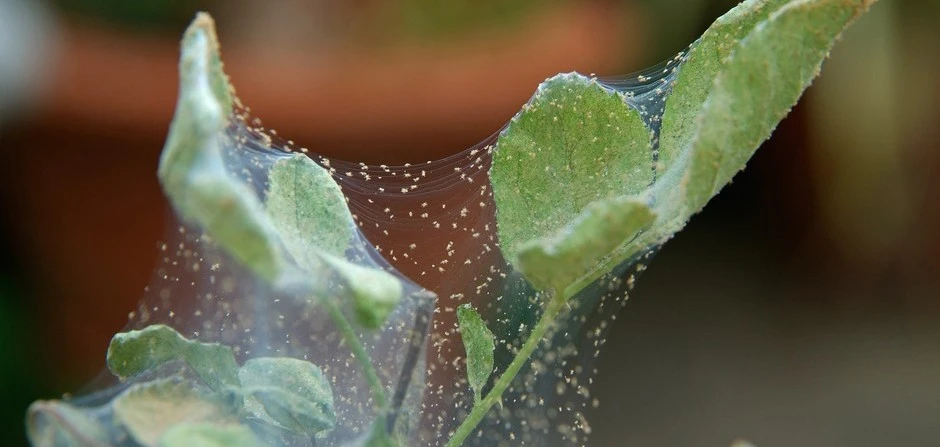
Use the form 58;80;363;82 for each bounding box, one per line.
157;14;286;282
659;0;790;179
106;324;239;391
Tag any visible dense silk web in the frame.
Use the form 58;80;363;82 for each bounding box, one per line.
313;53;681;445
32;48;684;447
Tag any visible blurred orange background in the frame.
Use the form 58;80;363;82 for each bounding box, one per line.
1;0;938;446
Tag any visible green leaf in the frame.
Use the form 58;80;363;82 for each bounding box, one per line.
237;357;336;437
515;197;655;298
456;304;495;403
491;0;875;297
113;379;237;446
157;14;286;282
264;155;403;329
158;423;266;447
679;0;876;212
265;154;354;264
659;0;790;179
322;253;403;329
491;73;654;295
157;17;403;328
26;400;110;447
106;324;239;391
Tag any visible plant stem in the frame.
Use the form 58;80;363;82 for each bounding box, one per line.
445;291;566;447
325;299;388;410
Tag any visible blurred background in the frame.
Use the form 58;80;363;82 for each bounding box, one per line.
0;0;937;445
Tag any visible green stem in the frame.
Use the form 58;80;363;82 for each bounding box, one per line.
325;299;388;410
445;291;566;447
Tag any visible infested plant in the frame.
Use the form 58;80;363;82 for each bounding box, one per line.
27;1;876;445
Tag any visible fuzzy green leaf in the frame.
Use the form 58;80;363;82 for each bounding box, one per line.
265;154;353;265
238;357;336;436
456;304;495;403
681;0;875;211
158;423;266;447
658;0;790;179
106;324;239;391
113;379;237;446
491;73;654;295
26;400;110;447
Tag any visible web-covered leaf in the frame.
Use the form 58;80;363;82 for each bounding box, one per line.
264;154;404;328
456;304;495;403
238;357;336;437
106;324;239;391
490;0;875;298
674;0;875;212
156;15;402;329
491;73;654;296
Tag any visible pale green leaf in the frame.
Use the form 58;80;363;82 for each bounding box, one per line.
113;379;236;446
158;423;266;447
238;357;336;436
491;73;654;295
106;324;239;391
456;304;495;403
26;400;110;447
